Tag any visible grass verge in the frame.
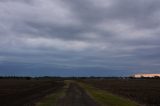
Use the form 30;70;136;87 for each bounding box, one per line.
79;82;139;106
36;81;69;106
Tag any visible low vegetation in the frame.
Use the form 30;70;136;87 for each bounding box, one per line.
36;80;69;106
79;82;138;106
0;77;160;106
82;79;160;106
36;89;65;106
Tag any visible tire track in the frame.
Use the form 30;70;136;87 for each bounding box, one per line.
56;82;99;106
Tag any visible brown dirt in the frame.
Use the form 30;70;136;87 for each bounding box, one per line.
56;82;99;106
0;79;64;106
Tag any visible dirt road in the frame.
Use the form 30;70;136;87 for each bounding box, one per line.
56;82;99;106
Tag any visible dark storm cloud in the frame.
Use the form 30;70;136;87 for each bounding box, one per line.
0;0;160;76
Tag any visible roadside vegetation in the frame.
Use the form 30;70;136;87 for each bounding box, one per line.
35;89;65;106
79;82;138;106
0;77;160;106
82;79;160;106
36;81;69;106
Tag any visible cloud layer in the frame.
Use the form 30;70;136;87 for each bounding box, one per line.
0;0;160;76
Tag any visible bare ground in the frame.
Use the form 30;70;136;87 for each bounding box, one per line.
56;82;99;106
0;80;64;106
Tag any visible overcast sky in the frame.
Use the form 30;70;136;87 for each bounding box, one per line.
0;0;160;76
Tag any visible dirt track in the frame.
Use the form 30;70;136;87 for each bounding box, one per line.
56;82;99;106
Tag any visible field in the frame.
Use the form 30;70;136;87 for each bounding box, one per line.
0;78;160;106
81;79;160;106
0;79;64;106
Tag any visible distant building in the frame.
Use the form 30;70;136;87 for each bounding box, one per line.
132;74;160;78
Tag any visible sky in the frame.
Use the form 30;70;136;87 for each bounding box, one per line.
0;0;160;76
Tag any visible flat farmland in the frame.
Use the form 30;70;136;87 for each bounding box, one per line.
82;79;160;106
0;78;159;106
0;79;64;106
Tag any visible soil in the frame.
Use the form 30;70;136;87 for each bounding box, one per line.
0;80;64;106
56;82;99;106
